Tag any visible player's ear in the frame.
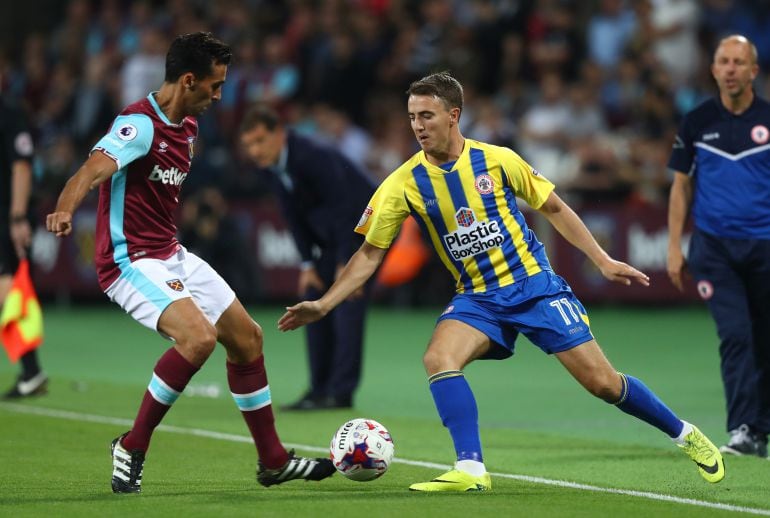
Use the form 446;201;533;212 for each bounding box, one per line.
450;107;460;126
183;73;196;90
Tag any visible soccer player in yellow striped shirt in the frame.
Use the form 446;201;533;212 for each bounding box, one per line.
279;72;724;490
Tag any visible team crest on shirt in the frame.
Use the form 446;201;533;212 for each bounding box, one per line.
188;136;196;159
751;125;769;144
474;174;494;195
166;279;184;292
697;280;714;300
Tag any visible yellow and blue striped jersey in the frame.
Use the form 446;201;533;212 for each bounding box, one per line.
355;139;555;293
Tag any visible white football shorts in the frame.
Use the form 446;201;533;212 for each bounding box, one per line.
104;247;236;337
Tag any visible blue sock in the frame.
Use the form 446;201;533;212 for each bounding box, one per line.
428;370;482;462
614;373;684;437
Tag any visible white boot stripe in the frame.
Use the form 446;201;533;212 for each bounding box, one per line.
300;462;315;477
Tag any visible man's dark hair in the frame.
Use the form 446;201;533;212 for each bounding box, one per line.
165;32;232;82
240;104;281;133
406;71;464;113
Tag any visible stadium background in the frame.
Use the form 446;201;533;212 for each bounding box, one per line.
4;2;770;515
2;0;769;305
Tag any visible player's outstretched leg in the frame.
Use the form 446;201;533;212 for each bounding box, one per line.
111;432;145;493
409;370;491;492
557;343;725;483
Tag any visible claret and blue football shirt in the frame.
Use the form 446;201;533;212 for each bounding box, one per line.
92;92;197;289
355;139;555;294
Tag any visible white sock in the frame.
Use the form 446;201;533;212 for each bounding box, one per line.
673;420;694;445
455;459;487;476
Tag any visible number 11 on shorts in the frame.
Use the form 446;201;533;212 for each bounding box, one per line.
549;297;580;325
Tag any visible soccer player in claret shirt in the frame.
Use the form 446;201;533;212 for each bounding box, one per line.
46;32;335;494
279;72;725;491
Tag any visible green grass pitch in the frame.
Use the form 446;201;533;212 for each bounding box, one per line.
1;305;769;517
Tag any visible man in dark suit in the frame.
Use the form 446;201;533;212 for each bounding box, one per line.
240;104;376;410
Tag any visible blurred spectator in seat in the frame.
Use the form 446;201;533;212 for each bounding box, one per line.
312;103;373;173
525;0;582;80
120;25;167;106
71;54;117;149
518;72;574;186
587;0;638;73
642;0;700;88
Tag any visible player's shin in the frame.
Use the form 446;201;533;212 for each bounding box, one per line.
227;355;289;468
429;370;486;475
123;347;200;452
612;372;684;437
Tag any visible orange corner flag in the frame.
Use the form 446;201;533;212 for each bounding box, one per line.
1;259;43;362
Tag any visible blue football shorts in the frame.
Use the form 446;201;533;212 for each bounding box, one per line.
436;270;594;359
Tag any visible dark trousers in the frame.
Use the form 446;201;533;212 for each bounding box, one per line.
688;229;770;436
303;250;369;400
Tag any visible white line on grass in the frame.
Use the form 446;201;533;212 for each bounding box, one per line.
3;402;769;516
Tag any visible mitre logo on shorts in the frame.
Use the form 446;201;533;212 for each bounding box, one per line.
149;164;188;186
443;207;504;260
166;279;184;291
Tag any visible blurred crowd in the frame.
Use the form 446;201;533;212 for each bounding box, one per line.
3;0;770;206
2;0;770;299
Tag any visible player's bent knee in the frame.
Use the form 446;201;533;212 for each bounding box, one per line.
422;348;455;375
248;320;264;355
177;321;218;364
252;320;263;346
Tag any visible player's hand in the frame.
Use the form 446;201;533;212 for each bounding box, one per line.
598;258;650;287
46;211;73;237
10;219;31;259
278;301;327;331
667;247;688;292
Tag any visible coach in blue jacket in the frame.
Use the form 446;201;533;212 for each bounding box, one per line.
668;35;770;458
240;104;376;410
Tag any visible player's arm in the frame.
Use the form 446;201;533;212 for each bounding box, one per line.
9;159;33;258
278;241;387;331
537;191;650;286
666;171;693;292
46;151;118;237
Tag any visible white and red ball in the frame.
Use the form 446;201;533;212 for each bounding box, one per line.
330;418;394;481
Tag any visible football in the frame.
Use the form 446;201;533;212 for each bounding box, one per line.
330;418;394;481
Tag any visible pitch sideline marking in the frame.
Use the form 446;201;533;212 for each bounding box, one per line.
3;402;769;516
